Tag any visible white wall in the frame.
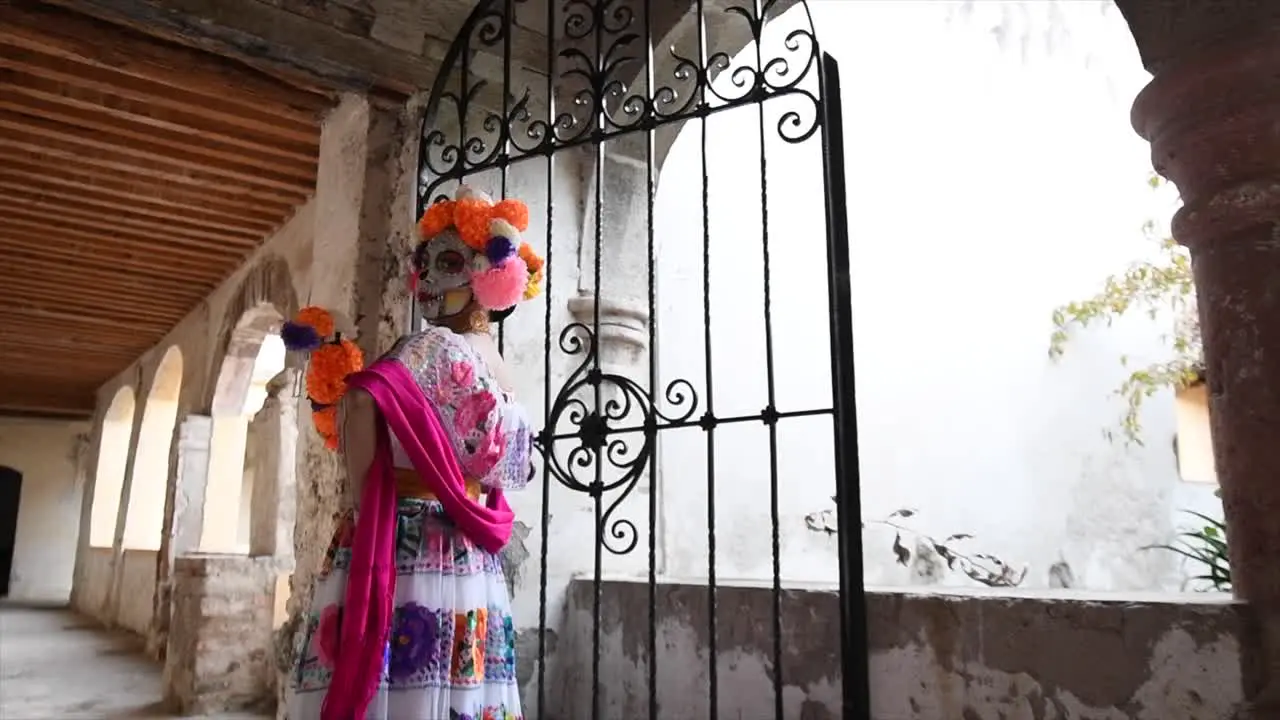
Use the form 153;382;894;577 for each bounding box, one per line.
0;418;89;603
651;0;1220;592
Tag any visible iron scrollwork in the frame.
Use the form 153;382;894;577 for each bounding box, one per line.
416;0;824;208
534;324;697;555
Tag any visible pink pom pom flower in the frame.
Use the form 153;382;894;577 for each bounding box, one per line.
470;257;528;310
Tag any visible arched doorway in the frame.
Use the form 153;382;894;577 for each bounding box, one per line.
416;1;863;716
202;304;287;553
89;386;137;548
0;466;21;598
122;346;183;551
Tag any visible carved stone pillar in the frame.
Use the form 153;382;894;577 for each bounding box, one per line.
249;373;297;559
1130;24;1280;711
572;150;653;376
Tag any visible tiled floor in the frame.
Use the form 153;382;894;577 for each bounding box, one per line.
0;604;269;719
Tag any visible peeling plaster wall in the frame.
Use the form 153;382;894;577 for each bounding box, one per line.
0;418;89;603
654;0;1221;593
553;580;1246;720
116;550;158;635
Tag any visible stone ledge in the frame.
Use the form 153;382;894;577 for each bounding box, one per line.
547;578;1248;720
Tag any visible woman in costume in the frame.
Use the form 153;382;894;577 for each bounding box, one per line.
288;186;544;720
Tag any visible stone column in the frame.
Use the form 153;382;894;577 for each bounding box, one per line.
1130;25;1280;710
280;93;421;712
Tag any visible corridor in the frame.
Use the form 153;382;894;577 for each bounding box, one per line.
0;604;269;719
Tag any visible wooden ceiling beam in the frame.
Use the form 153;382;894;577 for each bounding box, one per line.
40;0;443;98
0;204;259;255
0;395;96;417
0;153;296;224
0;0;332;120
0;177;276;238
1;277;198;314
0;45;319;144
0;111;316;194
0;217;248;265
0;333;153;355
1;68;319;164
0;237;217;283
0;294;182;327
0;131;310;207
0;305;173;334
0;93;317;181
0;257;210;296
0;190;263;246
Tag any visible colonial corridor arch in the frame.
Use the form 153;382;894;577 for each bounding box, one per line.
416;1;864;717
121;346;183;551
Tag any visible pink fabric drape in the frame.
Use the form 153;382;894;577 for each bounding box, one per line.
320;358;515;720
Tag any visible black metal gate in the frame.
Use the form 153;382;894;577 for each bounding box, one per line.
416;0;867;717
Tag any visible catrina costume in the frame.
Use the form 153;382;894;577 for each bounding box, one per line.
288;187;543;720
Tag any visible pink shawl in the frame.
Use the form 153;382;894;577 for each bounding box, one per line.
320;358;515;720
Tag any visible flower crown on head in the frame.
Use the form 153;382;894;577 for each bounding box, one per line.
413;186;544;310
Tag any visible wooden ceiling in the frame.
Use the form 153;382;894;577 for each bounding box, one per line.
0;1;333;418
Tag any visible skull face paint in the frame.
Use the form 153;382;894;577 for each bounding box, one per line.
414;228;476;321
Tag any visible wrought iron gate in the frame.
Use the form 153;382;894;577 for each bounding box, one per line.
416;0;868;717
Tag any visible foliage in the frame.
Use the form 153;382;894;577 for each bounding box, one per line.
1142;510;1231;592
1047;174;1201;444
804;504;1028;588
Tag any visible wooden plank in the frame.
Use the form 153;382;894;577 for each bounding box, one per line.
0;93;317;181
0;190;263;246
0;277;200;313
43;0;439;96
0;235;217;282
0;110;317;193
0;0;332;121
0;257;208;295
0;204;259;254
0;305;173;334
0;154;296;224
0;216;248;263
0;393;97;416
1;68;319;165
0;176;276;237
0;294;183;326
0;131;309;206
0;45;320;145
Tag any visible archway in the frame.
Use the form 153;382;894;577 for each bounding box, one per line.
121;347;183;550
201;304;287;553
0;466;21;598
88;386;136;548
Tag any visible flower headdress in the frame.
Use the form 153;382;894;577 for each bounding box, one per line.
281;306;364;451
413;186;544;309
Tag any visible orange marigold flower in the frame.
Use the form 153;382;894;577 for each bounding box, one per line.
313;405;339;448
295;306;336;339
453;196;494;251
518;242;544;272
492;198;530;232
419;200;455;239
307;339;364;406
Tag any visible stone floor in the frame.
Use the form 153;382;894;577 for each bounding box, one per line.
0;603;269;719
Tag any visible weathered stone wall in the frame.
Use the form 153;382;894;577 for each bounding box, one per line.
164;554;280;715
552;580;1247;720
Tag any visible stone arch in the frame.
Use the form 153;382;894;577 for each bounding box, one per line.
121;347;184;551
201;303;289;553
89;386;137;548
204;254;298;408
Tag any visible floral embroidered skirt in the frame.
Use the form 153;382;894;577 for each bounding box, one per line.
288;499;522;720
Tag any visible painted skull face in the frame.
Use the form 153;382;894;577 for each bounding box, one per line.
415;228;475;321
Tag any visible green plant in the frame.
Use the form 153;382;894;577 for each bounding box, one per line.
804;505;1027;588
1142;510;1231;592
1047;174;1201;444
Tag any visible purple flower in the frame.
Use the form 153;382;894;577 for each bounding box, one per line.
485;235;517;264
388;602;439;682
281;321;323;352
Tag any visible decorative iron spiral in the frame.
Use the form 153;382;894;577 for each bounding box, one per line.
533;324;698;555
